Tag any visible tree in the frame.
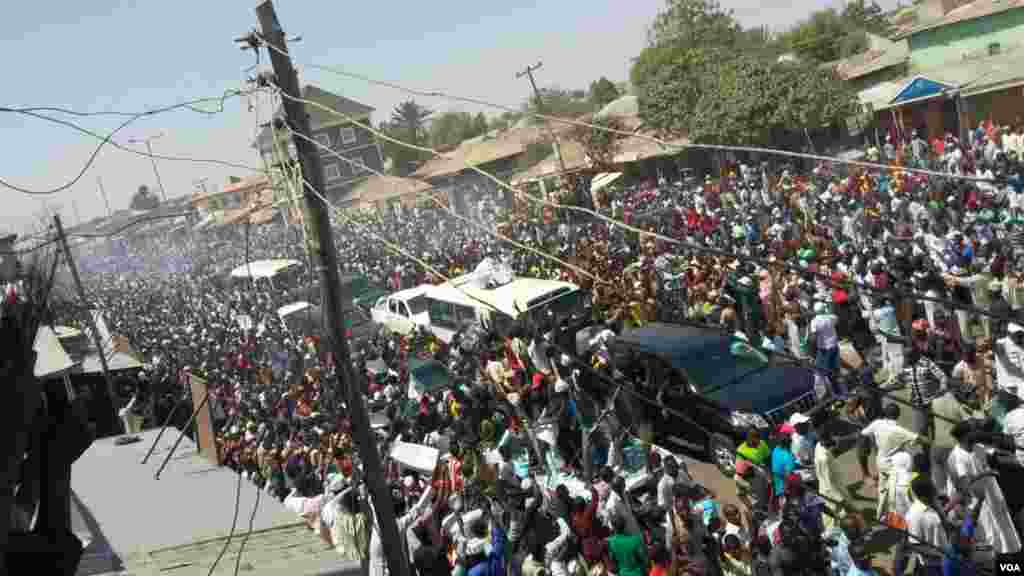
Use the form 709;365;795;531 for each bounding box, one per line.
130;185;159;211
569;117;626;169
382;104;434;177
390;100;433;145
647;0;744;50
522;87;592;124
631;0;752;115
777;0;889;63
472;113;489;137
683;57;859;145
428;112;490;150
633;0;856;146
588;77;621;110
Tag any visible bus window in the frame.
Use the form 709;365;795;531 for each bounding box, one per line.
407;295;430;316
454;304;477;325
429;300;457;328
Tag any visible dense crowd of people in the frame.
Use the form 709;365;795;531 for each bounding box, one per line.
61;122;1024;575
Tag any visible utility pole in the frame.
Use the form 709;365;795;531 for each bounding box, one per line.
96;177;112;218
516;61;567;175
252;4;409;576
53;215;118;422
128;134;168;203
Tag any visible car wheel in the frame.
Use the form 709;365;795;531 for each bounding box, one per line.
709;433;736;477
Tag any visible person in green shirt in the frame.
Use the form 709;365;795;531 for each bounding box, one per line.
735;429;771;467
607;514;647;576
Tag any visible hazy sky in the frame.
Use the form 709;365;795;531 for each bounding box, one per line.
0;0;893;233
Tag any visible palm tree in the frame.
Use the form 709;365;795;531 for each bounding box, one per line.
390;100;433;145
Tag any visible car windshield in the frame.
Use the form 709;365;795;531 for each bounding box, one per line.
407;295;430;315
672;335;771;394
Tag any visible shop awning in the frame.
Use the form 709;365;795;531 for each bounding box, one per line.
888;76;956;107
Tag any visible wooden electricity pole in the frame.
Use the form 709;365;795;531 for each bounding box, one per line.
53;215;118;421
253;3;409;575
517;61;567;175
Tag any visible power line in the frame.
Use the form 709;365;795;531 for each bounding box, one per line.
276;87;1010;322
7;107;266;176
284;126;606;285
0;89;261;196
257;38;1001;185
1;89;249;118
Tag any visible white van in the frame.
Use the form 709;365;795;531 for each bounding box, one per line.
422;273;584;343
228;259;302;291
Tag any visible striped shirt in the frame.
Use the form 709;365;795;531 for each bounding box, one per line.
893;357;948;407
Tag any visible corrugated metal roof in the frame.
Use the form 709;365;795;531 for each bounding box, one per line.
894;0;1024;38
349;175;433;204
858;80;904;109
831;43;909;80
872;49;1020;108
411;125;550;180
510;140;590;184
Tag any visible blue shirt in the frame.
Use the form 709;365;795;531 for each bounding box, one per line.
847;564;879;576
942;519;977;576
771;446;797;495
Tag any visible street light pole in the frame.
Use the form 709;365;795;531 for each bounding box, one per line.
128;134;168;203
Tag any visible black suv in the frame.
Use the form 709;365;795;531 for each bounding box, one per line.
607;323;818;475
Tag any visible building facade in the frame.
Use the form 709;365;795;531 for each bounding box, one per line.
255;85;384;205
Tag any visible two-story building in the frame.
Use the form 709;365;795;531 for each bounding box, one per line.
871;0;1024;139
255;85;384;205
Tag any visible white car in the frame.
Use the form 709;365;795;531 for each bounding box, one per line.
370;287;431;336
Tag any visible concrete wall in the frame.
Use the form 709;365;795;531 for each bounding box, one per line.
909;8;1024;70
965;85;1024;125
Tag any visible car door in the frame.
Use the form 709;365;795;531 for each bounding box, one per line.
387;298;414;335
649;357;707;454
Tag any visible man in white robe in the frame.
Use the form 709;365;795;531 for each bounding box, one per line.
947;423;1022;554
906;476;948;574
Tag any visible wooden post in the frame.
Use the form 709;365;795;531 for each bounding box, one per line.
188;374;219;464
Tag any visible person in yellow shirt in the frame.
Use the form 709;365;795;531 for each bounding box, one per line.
735;429;770;467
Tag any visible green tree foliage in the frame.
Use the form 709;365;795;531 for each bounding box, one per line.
685;58;859;145
648;0;743;47
633;0;858;147
522;88;593;124
130;185;159;211
569;116;626;169
378;120;432;177
777;0;889;63
382;102;434;176
390;100;433;145
429;111;490;149
588;77;621;110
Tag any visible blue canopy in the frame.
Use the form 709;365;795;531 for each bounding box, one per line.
890;76;955;106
